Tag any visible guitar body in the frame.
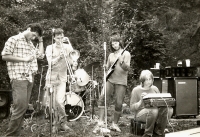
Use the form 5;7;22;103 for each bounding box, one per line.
106;68;114;81
105;40;132;81
106;58;118;81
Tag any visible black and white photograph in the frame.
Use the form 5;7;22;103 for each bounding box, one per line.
0;0;200;137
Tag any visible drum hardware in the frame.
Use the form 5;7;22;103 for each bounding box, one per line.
83;61;100;120
84;61;99;120
30;60;50;135
31;66;44;119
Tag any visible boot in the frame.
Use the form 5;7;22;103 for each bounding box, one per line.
93;107;105;133
110;111;121;132
59;116;73;132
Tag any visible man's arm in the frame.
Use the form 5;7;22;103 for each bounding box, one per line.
1;37;34;63
2;55;34;63
119;51;131;71
130;88;144;112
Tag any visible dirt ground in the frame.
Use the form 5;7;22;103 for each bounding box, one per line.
0;104;139;137
1;107;200;137
0;93;199;137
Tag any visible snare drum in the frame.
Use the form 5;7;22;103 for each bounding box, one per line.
65;92;84;121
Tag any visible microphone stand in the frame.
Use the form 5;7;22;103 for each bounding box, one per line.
101;42;110;134
103;42;107;130
49;29;54;136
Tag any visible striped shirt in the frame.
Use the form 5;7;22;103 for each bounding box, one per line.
1;33;44;82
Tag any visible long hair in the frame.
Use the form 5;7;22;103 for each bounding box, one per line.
139;70;154;87
109;33;123;52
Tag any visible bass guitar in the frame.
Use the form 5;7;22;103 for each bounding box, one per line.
106;41;132;81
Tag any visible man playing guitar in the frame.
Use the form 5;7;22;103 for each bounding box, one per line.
93;33;131;133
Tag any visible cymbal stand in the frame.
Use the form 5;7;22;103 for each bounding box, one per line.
31;66;44;120
91;65;94;119
88;65;96;120
104;42;108;130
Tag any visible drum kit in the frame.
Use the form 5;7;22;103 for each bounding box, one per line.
27;32;106;136
31;39;110;136
39;52;101;122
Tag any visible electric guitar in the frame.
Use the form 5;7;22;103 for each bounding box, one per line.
106;41;132;81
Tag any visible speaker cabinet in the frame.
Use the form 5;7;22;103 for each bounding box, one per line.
173;78;198;117
161;78;174;94
0;90;12;119
150;68;160;78
153;78;162;92
165;67;198;78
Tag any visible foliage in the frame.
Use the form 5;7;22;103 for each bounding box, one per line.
109;0;168;76
1;0;200;99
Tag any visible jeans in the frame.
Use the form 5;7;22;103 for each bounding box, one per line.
52;81;67;122
135;107;173;136
5;80;33;136
98;81;126;112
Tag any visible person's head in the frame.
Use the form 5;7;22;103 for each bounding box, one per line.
23;23;43;41
110;33;123;52
53;28;64;45
63;37;69;44
68;50;80;69
139;70;154;88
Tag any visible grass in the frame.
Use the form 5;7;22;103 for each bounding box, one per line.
0;106;200;137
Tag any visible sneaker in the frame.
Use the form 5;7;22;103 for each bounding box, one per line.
110;122;121;132
93;121;104;134
153;129;164;137
142;134;152;137
153;134;165;137
60;123;73;132
52;126;58;134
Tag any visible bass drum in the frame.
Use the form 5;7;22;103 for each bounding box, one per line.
65;92;84;121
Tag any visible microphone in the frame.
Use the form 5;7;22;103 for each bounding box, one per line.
52;28;55;33
104;42;106;50
51;28;55;36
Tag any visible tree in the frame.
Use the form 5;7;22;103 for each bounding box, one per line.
109;0;168;77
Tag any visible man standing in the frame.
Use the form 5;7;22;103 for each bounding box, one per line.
93;33;131;133
1;23;44;136
45;28;74;133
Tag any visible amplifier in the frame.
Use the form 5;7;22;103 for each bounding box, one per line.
165;67;197;78
185;67;197;77
150;68;160;78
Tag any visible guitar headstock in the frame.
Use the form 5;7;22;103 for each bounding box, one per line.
124;38;133;49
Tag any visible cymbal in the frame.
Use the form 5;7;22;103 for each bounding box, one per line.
83;62;101;72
